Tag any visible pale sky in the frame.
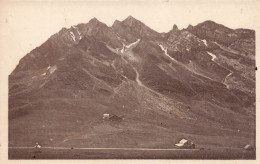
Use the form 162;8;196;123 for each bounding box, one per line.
0;0;260;75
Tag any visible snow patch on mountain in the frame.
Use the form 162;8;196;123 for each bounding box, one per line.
115;48;120;52
158;44;177;62
71;26;82;40
207;52;217;61
76;30;82;39
120;39;140;53
70;32;76;42
224;72;233;89
133;67;144;87
49;65;57;74
121;43;125;53
126;39;140;48
202;39;208;46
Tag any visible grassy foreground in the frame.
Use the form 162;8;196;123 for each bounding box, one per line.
9;147;255;159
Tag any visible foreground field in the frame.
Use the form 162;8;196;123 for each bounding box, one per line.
9;147;255;159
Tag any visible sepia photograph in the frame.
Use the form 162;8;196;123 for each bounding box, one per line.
0;0;259;162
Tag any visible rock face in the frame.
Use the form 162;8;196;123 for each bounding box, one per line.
9;17;255;150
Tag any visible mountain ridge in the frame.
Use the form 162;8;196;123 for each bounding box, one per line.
11;17;255;74
9;16;255;152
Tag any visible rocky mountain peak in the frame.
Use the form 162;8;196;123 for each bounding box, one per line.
112;16;161;42
89;17;100;23
122;15;143;27
172;24;179;31
187;24;193;30
197;20;229;31
112;16;142;28
87;17;107;27
124;15;137;23
166;24;181;42
186;20;242;45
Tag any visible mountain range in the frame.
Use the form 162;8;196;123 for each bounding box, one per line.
9;16;255;149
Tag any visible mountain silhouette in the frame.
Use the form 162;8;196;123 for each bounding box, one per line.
9;16;255;150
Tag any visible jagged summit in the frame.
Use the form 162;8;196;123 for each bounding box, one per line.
124;15;137;21
89;17;99;23
71;18;105;29
122;15;143;26
112;16;140;27
196;20;231;31
111;19;122;29
126;15;135;20
112;16;161;42
187;24;193;30
186;20;255;45
172;24;179;31
88;17;107;27
112;16;138;26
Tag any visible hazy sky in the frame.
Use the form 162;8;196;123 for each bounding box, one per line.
0;0;259;75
